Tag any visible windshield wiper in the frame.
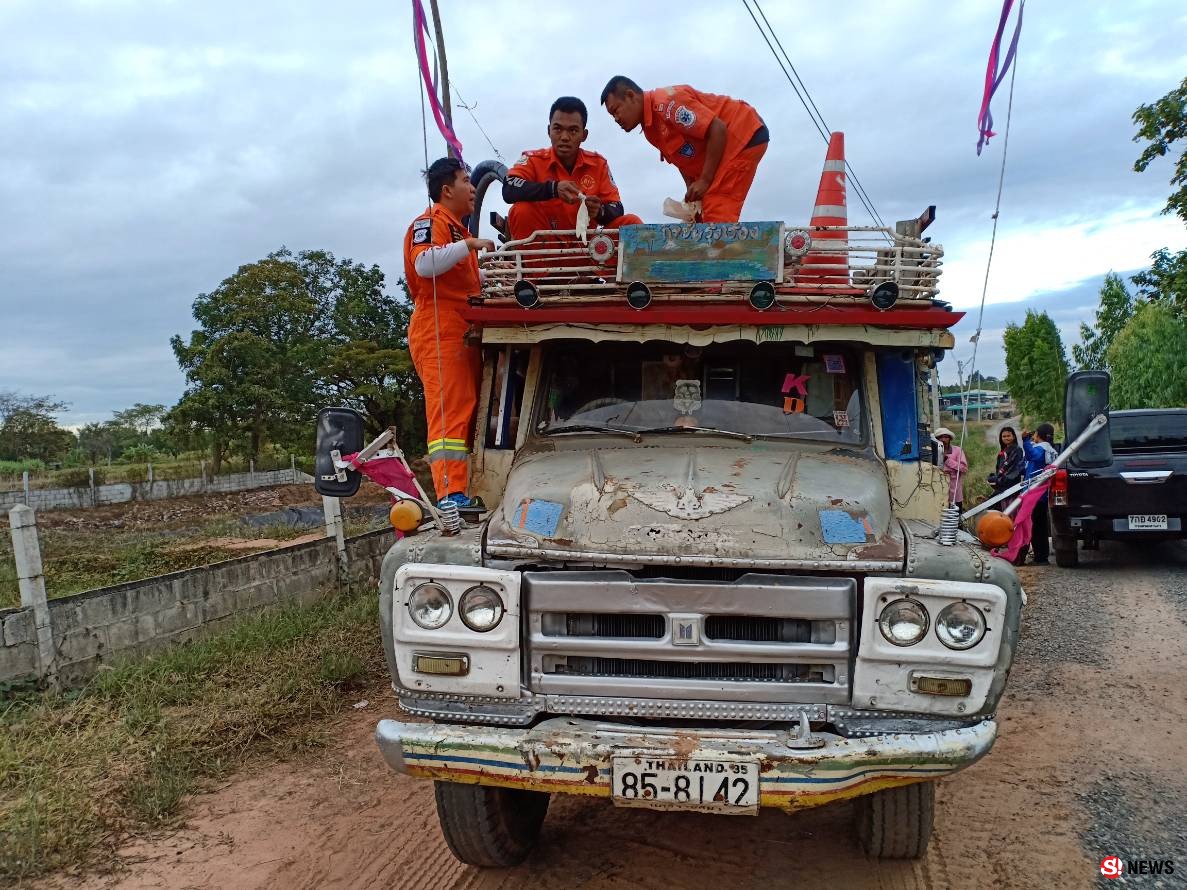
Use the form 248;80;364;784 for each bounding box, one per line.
632;425;753;442
539;422;641;441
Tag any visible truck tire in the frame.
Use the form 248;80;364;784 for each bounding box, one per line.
434;781;549;867
1053;537;1079;568
853;780;934;859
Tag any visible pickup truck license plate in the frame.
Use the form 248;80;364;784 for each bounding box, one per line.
1128;514;1168;530
611;756;760;814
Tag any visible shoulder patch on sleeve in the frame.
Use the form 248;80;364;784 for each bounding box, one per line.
514;153;530;166
412;217;432;244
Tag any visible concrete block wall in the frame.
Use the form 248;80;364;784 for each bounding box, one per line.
0;469;313;512
0;527;396;688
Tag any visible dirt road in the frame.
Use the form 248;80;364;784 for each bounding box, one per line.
47;541;1187;890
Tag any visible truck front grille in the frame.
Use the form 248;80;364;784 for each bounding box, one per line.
545;656;834;684
524;571;854;706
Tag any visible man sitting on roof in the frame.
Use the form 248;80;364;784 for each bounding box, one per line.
600;76;768;223
503;96;643;242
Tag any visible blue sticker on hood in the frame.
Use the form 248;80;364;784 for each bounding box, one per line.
819;510;873;544
513;499;564;537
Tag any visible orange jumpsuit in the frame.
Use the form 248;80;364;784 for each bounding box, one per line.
640;85;768;223
505;147;643;240
403;203;482;500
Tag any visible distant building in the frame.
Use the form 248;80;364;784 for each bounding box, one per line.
939;390;1013;421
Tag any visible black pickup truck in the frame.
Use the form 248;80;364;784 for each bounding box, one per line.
1050;407;1187;567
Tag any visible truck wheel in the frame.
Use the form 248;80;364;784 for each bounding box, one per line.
434;781;550;867
1053;538;1079;568
853;780;934;859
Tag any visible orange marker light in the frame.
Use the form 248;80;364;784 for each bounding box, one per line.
390;499;425;533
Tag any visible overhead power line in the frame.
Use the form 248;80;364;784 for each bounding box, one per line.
740;0;888;232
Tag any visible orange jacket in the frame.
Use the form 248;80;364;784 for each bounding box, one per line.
402;203;480;312
641;85;763;183
505;147;624;229
403;202;480;348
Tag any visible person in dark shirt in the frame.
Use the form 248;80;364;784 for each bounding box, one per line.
989;425;1024;496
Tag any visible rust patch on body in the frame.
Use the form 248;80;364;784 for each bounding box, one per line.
549;537;574;547
608;497;629;516
856;537;903;560
583;764;599;784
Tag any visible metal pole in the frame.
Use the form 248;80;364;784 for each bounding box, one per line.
22;470;30;504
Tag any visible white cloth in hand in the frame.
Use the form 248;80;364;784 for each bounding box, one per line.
575;193;590;244
662;197;702;222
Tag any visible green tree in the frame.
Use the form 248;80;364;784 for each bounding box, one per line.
321;277;426;451
112;403;166;437
1131;247;1187;309
1107;302;1187;409
0;410;76;462
1072;272;1136;370
171;249;326;468
1003;310;1069;421
1133;75;1187;225
0;392;74;462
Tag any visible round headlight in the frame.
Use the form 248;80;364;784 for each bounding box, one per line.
408;582;452;629
936;602;986;650
459;585;505;632
878;598;929;646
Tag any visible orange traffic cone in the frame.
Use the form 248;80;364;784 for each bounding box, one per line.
797;132;849;286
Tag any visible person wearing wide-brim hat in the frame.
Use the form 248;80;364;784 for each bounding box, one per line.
934;427;968;512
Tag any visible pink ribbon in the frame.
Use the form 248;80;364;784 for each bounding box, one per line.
413;0;464;162
976;0;1025;155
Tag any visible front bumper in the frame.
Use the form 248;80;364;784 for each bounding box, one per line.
376;716;997;812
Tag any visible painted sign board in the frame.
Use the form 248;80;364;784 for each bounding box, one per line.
617;221;784;283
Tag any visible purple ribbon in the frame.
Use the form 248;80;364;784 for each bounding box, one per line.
413;0;464;162
977;0;1025;155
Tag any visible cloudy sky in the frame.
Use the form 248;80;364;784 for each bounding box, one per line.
2;0;1185;426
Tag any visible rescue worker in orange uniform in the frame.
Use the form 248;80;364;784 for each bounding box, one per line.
403;157;494;506
503;96;643;241
600;76;769;223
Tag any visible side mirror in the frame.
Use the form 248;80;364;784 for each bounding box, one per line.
314;407;364;497
1064;370;1111;467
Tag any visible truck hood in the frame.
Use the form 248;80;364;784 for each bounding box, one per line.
485;444;904;566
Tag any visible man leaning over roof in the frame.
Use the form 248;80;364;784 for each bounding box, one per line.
503;95;643;242
600;76;768;223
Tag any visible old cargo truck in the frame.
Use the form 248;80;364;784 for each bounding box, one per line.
317;145;1023;866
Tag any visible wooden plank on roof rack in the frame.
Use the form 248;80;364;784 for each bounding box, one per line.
618;221;784;284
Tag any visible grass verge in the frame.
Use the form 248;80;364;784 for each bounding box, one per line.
0;586;382;880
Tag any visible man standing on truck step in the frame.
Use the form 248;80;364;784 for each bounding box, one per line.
403;157;495;507
600;76;768;223
504;96;643;242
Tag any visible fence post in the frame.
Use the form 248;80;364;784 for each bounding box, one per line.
9;505;56;684
147;463;154;486
290;453;296;483
22;471;30;505
322;496;348;583
89;467;97;507
249;459;255;484
200;460;208;490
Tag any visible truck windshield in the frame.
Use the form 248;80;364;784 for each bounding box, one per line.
538;340;863;442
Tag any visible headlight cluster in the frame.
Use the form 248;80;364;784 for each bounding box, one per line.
877;598;986;650
407;582;505;632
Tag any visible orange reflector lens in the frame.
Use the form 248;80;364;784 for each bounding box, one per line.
412;652;469;676
913;675;972;697
976;510;1014;548
390;499;424;532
